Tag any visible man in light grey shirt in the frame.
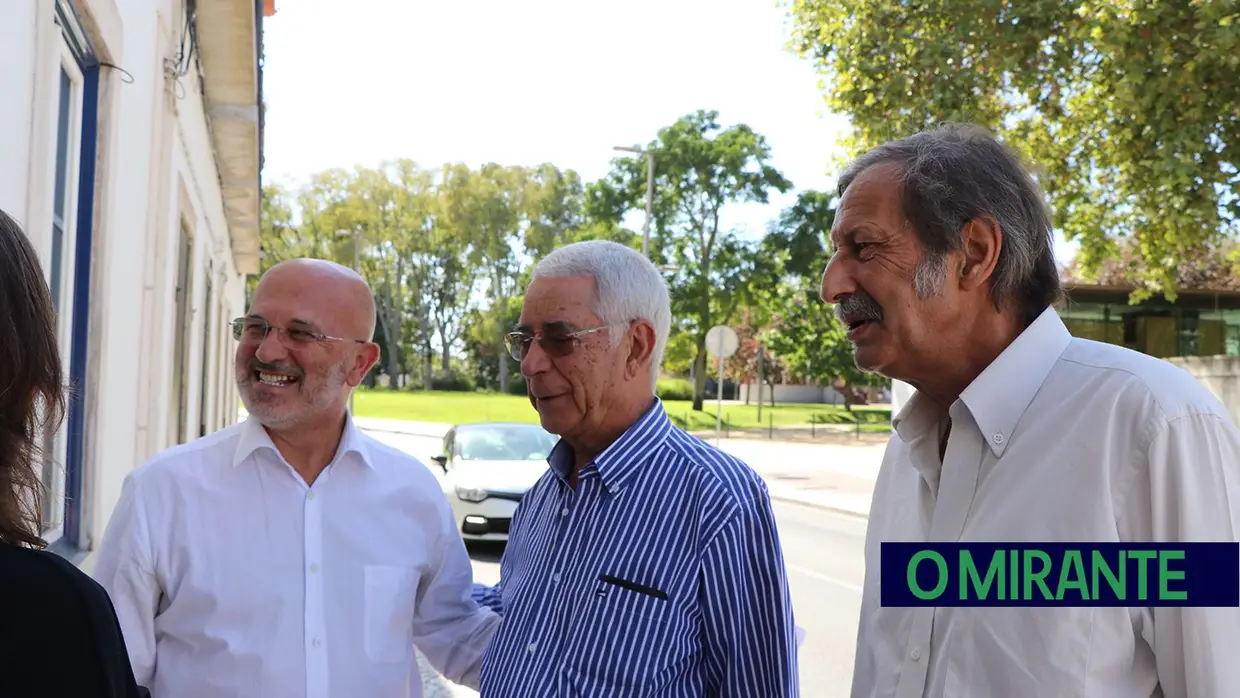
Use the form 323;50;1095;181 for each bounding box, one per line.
821;125;1240;698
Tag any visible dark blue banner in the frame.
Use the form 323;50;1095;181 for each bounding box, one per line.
880;542;1239;607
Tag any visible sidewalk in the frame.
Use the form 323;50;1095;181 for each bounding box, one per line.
708;437;882;519
351;415;882;519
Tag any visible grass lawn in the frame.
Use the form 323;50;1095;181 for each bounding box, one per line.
353;389;891;431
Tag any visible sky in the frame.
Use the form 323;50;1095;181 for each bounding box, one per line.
261;0;1077;262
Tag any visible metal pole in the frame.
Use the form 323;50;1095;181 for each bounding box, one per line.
715;353;723;445
756;342;764;422
350;230;359;416
643;151;654;258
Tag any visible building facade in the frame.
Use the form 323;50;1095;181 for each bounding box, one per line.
1059;283;1240;359
0;0;263;562
891;283;1240;419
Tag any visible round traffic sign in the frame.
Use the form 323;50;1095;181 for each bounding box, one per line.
705;325;739;357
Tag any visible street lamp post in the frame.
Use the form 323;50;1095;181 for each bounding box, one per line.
613;145;654;258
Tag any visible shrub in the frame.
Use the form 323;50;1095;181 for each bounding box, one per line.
431;369;475;392
657;378;694;401
504;375;529;396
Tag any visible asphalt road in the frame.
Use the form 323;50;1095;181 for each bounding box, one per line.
365;429;867;698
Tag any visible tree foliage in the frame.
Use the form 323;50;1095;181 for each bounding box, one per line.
748;189;884;407
256;112;888;400
788;0;1240;300
594;110;793;409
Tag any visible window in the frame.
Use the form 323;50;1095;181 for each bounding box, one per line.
41;40;86;537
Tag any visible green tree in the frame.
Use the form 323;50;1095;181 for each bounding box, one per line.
441;163;526;394
764;280;885;410
755;189;886;407
788;0;1240;300
522;163;586;255
596;110;792;410
329;161;435;388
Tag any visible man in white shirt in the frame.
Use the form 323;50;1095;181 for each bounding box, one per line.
822;124;1240;698
92;259;499;698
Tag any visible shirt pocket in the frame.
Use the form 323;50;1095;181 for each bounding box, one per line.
945;606;1093;698
363;564;417;663
564;576;683;693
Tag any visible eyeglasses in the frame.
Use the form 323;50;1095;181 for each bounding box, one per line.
503;326;608;362
231;318;369;349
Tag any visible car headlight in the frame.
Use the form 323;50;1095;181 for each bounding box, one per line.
455;486;489;503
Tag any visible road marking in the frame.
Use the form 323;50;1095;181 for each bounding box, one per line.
787;563;864;593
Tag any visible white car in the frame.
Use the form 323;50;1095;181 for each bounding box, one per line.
432;422;559;543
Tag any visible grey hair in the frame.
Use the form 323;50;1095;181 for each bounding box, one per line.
531;240;672;392
838;123;1063;326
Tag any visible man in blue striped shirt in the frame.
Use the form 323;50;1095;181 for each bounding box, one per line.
474;240;800;697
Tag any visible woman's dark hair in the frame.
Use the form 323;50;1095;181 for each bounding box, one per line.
0;208;66;548
837;123;1064;328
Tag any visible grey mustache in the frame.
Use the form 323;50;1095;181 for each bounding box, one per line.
835;292;883;324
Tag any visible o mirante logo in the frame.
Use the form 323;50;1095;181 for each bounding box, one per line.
880;543;1240;607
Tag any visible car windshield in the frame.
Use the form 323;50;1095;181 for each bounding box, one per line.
455;425;559;462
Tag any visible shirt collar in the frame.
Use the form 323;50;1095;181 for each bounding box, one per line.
547;397;673;491
892;305;1072;457
232;411;375;471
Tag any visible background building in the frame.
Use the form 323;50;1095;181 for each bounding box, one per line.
891;282;1240;424
0;0;264;564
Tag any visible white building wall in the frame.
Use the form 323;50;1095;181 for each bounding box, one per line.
0;2;39;223
0;0;255;561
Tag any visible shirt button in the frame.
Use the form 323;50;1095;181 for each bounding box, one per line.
910;647;921;661
309;563;319;574
307;491;315;500
561;508;569;517
312;637;322;648
527;642;537;653
552;572;561;583
993;433;1004;444
609;486;619;494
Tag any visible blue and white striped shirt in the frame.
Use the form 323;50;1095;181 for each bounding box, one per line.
476;399;800;697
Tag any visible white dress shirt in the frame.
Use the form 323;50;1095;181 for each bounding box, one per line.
91;415;499;698
853;307;1240;698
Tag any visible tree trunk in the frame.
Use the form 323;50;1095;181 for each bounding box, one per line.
439;325;452;373
385;331;400;388
755;344;764;408
498;351;510;393
423;345;433;391
691;344;707;411
383;265;404;389
375;292;400;391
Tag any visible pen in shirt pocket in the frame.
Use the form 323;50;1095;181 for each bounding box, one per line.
597;573;668;600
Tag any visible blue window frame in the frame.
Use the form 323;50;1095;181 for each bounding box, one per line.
48;0;100;557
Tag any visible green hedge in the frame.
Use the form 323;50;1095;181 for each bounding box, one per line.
657;378;695;401
430;369;475;392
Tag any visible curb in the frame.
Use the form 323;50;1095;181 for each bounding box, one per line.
685;430;890;446
360;424;447;439
767;492;870;520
